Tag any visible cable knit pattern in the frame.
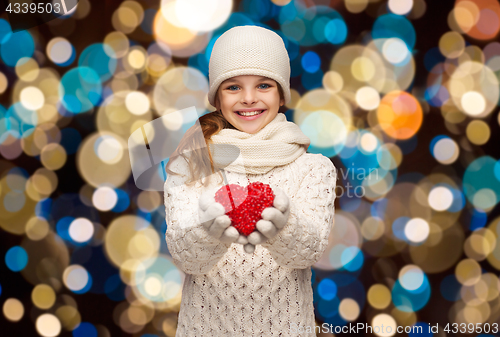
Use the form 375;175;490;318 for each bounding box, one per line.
164;152;337;336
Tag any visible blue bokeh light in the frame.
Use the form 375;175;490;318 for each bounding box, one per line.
302;51;321;73
469;208;487;231
72;322;97;337
340;246;364;272
392;216;410;241
78;43;117;82
5;246;28;272
0;103;38;141
325;18;347;44
0;19;12;44
317;296;340;318
301;67;323;90
59;67;102;114
105;274;126;301
111;188;130;213
317;278;337;300
440;274;461;302
463;156;500;210
392;273;431;312
0;30;34;66
372;14;416;50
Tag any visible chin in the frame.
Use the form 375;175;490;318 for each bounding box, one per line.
238;127;260;134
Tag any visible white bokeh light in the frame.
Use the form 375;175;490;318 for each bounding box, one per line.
404;218;430;243
63;265;89;292
47;38;73;64
461;91;486;116
171;0;232;33
433;138;459;165
360;132;378;153
35;313;61;337
428;186;453;211
69;218;94;243
125;91;150;115
95;135;124;164
388;0;413;15
20;87;45;110
92;186;118;211
371;313;397;337
356;86;380;110
382;38;409;64
144;275;162;296
399;265;424;291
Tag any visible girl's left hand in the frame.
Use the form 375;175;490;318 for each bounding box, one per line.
243;186;291;253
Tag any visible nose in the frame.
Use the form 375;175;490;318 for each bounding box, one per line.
241;88;258;105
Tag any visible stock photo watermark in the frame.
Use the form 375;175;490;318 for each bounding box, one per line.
335;166;379;198
2;0;78;32
291;322;429;335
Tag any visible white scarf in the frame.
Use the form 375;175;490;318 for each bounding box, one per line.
209;113;311;175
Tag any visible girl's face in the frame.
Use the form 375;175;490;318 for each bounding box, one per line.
214;75;285;134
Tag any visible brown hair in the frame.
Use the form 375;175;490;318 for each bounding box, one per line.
165;82;285;188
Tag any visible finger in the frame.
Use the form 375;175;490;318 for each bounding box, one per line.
272;187;289;213
261;207;288;229
206;202;226;220
244;243;255;254
237;234;248;245
256;219;278;239
247;230;268;245
219;225;239;243
200;203;226;231
208;214;231;238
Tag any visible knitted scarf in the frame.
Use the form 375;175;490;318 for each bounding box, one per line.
209;113;311;175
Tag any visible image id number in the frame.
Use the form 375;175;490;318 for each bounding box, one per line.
6;1;64;14
444;322;499;334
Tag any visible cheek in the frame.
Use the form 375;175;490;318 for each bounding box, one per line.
219;95;234;107
221;110;234;120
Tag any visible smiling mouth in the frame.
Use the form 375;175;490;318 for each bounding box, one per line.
235;110;266;116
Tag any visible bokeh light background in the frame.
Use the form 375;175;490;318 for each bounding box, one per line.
1;0;500;336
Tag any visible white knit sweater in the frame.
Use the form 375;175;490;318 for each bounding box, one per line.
164;152;337;336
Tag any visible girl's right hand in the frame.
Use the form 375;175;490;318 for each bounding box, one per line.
198;187;240;244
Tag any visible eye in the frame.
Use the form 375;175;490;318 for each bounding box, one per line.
226;85;239;91
259;83;271;89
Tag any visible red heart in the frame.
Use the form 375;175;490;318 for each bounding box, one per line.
214;182;275;236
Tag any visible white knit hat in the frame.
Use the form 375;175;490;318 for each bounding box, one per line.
208;25;292;107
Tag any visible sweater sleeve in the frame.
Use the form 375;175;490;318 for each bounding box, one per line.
164;156;231;276
261;155;337;269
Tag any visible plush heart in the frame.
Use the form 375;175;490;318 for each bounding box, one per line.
214;182;275;236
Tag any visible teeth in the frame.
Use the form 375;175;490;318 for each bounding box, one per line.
237;110;264;116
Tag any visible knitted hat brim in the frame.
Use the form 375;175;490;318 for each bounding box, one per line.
208;68;291;107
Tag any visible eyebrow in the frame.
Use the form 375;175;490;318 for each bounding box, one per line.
223;77;273;84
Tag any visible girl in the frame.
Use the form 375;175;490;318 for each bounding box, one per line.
164;25;337;336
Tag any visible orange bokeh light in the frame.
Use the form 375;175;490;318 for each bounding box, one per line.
455;0;500;40
376;91;423;140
